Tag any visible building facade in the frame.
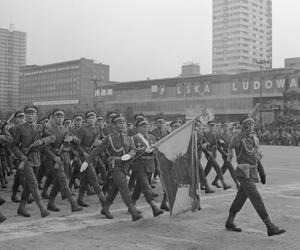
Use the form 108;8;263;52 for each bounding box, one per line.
20;58;109;112
285;57;300;70
97;68;300;122
212;0;272;74
0;25;26;111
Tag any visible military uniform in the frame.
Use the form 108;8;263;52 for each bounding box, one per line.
76;123;107;209
12;117;52;218
86;116;142;221
42;118;82;213
225;115;285;236
131;125;164;217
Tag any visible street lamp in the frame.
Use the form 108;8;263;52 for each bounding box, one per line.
91;76;102;110
255;59;269;123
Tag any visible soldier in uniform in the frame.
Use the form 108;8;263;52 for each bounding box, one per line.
203;120;231;190
131;119;164;217
82;115;142;221
225;115;285;236
75;111;110;218
103;111;118;136
42;109;82;213
212;122;239;189
12;105;53;218
68;114;84;191
9;111;26;202
150;115;170;211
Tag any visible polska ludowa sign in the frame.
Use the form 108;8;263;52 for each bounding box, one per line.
231;77;299;94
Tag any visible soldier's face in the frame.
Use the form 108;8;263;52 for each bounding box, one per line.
87;115;96;126
74;118;82;127
138;124;149;134
156;120;165;130
115;121;127;133
54;114;64;125
243;122;254;134
16;116;25;125
25;111;37;123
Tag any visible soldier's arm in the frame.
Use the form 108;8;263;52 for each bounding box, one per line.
11;126;26;160
227;134;240;162
86;136;109;164
41;127;58;161
128;136;136;158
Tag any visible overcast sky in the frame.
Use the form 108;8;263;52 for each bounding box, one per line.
1;0;300;82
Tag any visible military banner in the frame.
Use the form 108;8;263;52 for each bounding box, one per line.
153;119;200;215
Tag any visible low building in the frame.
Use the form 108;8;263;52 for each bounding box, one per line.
20;58;110;113
96;68;300;122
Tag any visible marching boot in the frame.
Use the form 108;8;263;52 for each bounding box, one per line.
86;185;95;196
70;201;83;212
149;200;164;217
160;193;169;211
77;192;89;207
17;200;31;217
0;212;6;223
263;217;286;236
225;213;242;232
128;199;141;214
211;179;221;188
11;191;20;203
37;199;50;217
47;198;60;212
204;182;215;194
221;180;231;190
66;192;83;212
41;190;50;199
128;204;143;221
100;200;113;219
0;196;6;206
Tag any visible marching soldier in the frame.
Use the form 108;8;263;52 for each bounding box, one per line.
76;111;110;218
9;111;26;202
82;114;142;221
212;122;239;189
42;109;82;213
12;105;53;218
225;115;285;236
203;120;231;190
131;119;164;217
150;115;170;211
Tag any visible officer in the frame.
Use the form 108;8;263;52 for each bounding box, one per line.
76;111;110;218
42;109;83;213
225;115;285;236
103;111;118;136
12;105;53;218
83;114;142;221
131;119;164;217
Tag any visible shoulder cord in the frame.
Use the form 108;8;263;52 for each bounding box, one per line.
108;135;125;155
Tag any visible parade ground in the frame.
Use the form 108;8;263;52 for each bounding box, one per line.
0;146;299;250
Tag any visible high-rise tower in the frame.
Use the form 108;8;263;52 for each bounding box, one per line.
212;0;272;74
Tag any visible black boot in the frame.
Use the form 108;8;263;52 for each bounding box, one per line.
128;204;143;221
149;200;164;217
263;217;286;236
0;212;6;223
160;193;169;211
212;180;221;188
11;192;20;203
222;180;231;190
41;190;50;199
71;202;83;212
47;198;60;212
100;200;113;219
0;196;6;206
77;192;89;207
225;213;242;232
17;200;31;217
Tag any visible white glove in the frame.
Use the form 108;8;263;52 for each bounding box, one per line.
80;162;89;172
121;154;131;161
145;147;153;153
